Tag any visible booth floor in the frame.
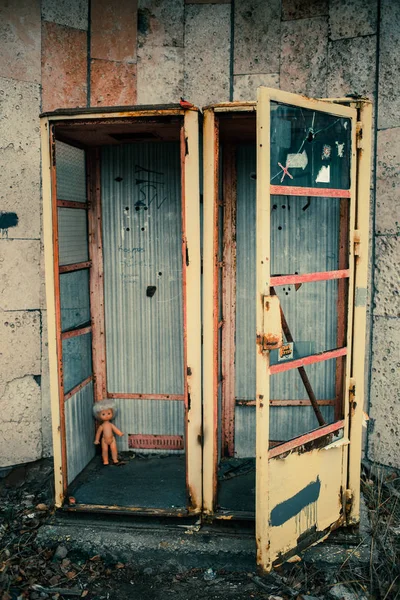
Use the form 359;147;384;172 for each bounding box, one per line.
69;454;187;509
68;454;255;513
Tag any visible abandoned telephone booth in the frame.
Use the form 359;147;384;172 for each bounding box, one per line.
41;89;372;572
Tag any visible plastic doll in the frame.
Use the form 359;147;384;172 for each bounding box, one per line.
93;399;124;465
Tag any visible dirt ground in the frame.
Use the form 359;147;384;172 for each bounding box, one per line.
0;459;399;600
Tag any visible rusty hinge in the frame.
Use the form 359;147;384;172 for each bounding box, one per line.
353;230;361;256
356;121;366;150
344;488;353;515
197;428;204;447
349;377;356;396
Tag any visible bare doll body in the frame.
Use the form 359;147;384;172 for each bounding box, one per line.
94;406;124;465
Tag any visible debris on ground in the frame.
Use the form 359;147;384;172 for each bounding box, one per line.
0;459;399;599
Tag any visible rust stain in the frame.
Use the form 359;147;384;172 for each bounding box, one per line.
90;59;137;107
91;0;138;62
42;22;87;112
256;332;282;352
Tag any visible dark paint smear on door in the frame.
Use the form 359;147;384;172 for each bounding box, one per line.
0;212;18;230
270;477;321;527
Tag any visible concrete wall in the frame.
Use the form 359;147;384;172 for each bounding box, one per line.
0;0;398;469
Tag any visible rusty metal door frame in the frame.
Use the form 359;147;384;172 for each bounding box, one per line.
40;107;202;512
203;102;258;514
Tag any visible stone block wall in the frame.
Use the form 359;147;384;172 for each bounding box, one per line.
0;0;398;468
367;0;400;468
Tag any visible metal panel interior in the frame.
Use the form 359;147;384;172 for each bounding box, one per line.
53;117;189;510
101;142;184;398
219;115;342;461
112;398;184;454
62;333;93;394
55;140;95;488
65;382;96;485
57;208;89;266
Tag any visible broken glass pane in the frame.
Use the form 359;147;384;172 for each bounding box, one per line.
270;102;351;190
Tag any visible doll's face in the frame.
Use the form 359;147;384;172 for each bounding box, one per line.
99;408;113;421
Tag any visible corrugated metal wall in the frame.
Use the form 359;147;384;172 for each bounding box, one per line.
112;399;184;454
102;143;183;395
234;145;338;457
56;140;95;483
65;382;96;485
101;142;184;447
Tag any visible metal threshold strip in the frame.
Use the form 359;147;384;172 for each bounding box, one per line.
62;504;192;518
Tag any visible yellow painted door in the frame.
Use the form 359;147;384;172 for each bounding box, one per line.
255;88;358;571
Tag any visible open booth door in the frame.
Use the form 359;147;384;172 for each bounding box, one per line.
255;88;359;571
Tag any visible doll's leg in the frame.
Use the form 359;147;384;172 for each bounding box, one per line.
101;439;109;465
110;439;119;464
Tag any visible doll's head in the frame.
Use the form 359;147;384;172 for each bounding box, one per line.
93;399;118;422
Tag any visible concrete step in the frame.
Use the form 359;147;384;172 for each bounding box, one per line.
37;516;257;572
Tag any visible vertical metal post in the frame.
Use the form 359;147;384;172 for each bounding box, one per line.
347;100;373;524
203;109;219;514
41;119;65;506
182;110;203;512
255;87;272;572
221;144;237;457
340;109;358;500
87;148;107;402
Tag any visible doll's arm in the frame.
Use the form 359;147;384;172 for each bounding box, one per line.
94;424;103;444
111;424;124;437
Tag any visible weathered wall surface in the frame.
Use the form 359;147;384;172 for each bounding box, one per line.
367;0;400;468
0;0;44;466
0;0;398;469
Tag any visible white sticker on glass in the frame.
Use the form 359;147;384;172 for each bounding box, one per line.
335;141;345;157
286;149;308;170
316;165;330;183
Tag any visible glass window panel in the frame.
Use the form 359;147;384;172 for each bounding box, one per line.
62;333;92;394
270;102;351;190
269;358;341;444
270;195;345;275
58;208;89;266
270;279;341;359
235;278;344;404
56;141;87;202
60;270;91;332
